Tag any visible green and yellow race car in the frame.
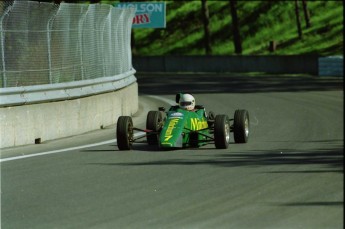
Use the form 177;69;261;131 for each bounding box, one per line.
116;93;249;150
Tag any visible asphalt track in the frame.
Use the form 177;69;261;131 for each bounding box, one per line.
1;73;343;229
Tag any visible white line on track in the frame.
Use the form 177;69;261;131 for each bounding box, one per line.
0;133;145;163
0;96;176;163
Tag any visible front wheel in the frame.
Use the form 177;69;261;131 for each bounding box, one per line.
116;116;133;150
214;115;230;149
233;109;249;143
146;111;163;145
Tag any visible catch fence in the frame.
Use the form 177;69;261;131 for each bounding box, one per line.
0;0;135;88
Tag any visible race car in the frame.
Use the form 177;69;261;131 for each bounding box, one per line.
116;93;249;150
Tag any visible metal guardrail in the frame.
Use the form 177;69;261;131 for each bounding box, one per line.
132;55;344;76
132;55;320;74
318;56;343;77
0;69;136;107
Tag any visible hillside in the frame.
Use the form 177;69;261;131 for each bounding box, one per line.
131;1;343;56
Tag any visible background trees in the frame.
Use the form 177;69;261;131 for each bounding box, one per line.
201;0;212;55
18;0;343;56
229;0;242;54
301;0;311;28
294;0;303;39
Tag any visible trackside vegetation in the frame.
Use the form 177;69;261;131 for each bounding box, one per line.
131;1;343;56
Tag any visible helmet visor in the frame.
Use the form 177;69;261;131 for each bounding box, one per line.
180;101;192;106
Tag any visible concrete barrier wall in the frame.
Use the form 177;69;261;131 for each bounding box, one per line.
0;82;138;148
0;70;137;107
133;55;320;74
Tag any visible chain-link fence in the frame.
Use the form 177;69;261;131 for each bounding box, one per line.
0;0;135;88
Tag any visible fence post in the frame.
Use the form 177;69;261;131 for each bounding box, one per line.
1;22;6;88
47;4;60;84
47;18;53;84
78;6;89;80
126;8;136;71
0;5;11;88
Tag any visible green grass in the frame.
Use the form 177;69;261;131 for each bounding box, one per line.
132;0;343;56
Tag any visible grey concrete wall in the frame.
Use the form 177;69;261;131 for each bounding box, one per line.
133;55;319;74
0;83;138;148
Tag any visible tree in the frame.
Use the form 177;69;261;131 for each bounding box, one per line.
201;0;212;55
294;0;303;39
229;0;242;54
301;0;311;28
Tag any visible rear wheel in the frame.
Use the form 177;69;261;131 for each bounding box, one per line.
146;111;163;145
214;115;230;149
234;109;249;143
116;116;133;150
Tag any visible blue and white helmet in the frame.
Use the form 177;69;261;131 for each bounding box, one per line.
179;93;195;111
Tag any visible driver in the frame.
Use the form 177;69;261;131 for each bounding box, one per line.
179;93;195;111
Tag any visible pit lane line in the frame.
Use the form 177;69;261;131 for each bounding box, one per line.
0;95;175;163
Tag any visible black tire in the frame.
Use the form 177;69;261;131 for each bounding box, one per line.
116;116;133;150
233;109;249;143
146;111;163;145
214;115;230;149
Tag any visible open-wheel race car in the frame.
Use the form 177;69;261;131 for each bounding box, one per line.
116;93;249;150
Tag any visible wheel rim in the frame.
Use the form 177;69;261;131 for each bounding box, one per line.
225;122;230;142
156;116;162;130
128;122;133;143
244;117;249;137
